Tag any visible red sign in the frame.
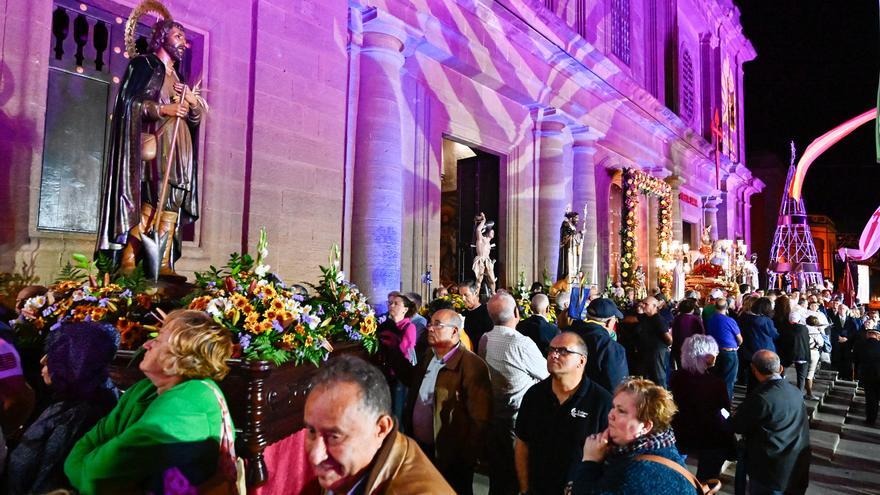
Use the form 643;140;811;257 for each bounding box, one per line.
679;192;699;207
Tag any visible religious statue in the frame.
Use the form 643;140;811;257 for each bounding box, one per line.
742;253;760;290
557;211;584;283
634;265;647;300
699;225;713;262
96;2;206;280
472;212;496;295
672;257;686;301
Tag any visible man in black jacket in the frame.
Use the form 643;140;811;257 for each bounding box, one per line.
858;327;880;425
731;350;810;494
569;298;629;393
516;293;559;356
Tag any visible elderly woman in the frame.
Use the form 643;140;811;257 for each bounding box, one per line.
568;378;695;494
671;298;704;369
64;310;234;494
670;334;735;483
7;322;119;495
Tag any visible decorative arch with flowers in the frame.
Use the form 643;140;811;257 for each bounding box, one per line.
620;169;673;293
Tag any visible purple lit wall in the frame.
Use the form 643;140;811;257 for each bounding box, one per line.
2;0;765;304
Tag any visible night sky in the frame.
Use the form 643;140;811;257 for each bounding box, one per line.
737;0;880;233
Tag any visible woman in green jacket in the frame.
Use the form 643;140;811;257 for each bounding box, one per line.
64;309;235;494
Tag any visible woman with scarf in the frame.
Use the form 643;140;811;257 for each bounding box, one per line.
6;321;119;495
567;378;695;494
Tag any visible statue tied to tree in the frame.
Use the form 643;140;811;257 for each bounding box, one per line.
96;10;207;279
557;210;584;283
472;212;496;295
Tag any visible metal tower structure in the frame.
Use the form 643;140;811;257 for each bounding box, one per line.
767;143;823;290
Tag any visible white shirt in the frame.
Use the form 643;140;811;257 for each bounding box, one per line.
479;325;549;419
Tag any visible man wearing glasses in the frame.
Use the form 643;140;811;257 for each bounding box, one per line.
395;309;492;494
513;332;612;495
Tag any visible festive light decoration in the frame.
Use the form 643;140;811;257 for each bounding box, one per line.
789;108;876;201
620;169;673;294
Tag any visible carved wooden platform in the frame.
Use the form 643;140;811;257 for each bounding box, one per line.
109;343;368;486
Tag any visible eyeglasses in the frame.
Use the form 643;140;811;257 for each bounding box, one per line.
547;346;586;358
427;321;455;329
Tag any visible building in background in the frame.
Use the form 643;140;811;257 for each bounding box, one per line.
1;0;762;301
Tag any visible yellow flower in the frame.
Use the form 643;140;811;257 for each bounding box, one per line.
361;315;377;336
231;294;249;309
262;285;277;299
295;324;305;335
270;298;285;311
282;333;297;346
258;320;274;334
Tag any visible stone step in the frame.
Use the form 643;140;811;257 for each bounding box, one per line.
818;400;851;416
809;428;840;459
812;410;848;434
833;436;880;471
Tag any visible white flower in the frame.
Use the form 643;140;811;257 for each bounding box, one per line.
255;264;270;278
206;298;231;318
336;270;345;283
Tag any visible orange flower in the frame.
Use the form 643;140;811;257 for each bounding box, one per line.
242;304;255;314
189;296;211;311
270;298;284;311
257;320;274;334
282;333;297;346
295;324;305;335
231;294;249;309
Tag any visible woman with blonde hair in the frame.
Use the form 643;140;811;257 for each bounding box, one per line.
65;310;235;494
568;378;698;494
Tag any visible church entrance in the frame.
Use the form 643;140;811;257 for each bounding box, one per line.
439;139;501;295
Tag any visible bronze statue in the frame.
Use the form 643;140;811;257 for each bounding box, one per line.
472;212;496;294
557;211;583;283
96;2;205;279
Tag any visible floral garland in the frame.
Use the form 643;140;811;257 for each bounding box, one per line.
620;169;673;294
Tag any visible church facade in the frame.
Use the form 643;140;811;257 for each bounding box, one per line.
2;0;761;302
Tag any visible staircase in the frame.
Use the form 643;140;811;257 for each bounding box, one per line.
686;368;880;494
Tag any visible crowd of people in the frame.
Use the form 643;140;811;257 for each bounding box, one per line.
0;278;878;494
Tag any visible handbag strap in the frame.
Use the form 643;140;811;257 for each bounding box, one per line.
200;380;239;483
634;454;709;494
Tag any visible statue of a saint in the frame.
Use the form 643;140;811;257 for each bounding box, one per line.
672;257;686;301
557;211;584;283
634;265;647;300
699;225;713;261
96;11;205;278
472;212;496;294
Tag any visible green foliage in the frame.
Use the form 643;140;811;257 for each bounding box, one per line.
55;262;87;284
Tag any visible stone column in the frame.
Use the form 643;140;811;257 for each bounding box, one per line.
572;127;601;284
350;22;407;303
703;196;721;241
665;175;685;243
536;111;572;282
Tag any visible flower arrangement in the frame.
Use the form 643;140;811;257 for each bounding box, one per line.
420;293;468;317
620;168;673;295
690;263;725;279
10;254;157;350
190;229;336;366
305;245;378;354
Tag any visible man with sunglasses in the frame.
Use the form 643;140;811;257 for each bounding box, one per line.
514;332;612;495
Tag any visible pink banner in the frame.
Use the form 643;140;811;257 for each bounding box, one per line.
838;205;880;261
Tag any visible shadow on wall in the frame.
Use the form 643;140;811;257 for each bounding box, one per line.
0;60;37;256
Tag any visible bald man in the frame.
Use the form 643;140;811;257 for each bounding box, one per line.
516;293;560;356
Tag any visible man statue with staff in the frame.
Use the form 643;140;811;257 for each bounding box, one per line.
557;209;584;283
96;1;206;279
